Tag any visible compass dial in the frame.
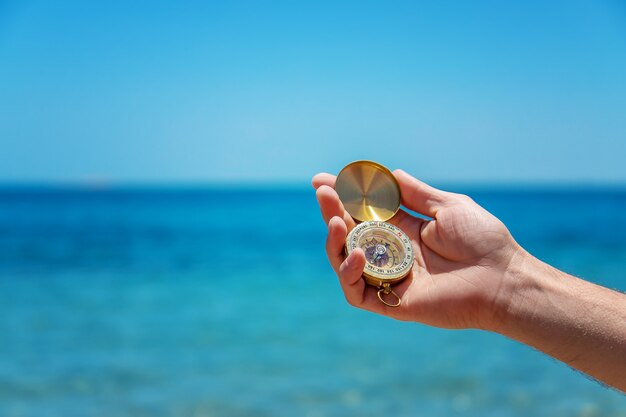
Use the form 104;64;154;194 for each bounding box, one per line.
345;221;414;285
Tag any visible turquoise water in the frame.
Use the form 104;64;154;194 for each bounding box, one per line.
0;186;624;416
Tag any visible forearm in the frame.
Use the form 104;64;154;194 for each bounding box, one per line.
494;249;626;391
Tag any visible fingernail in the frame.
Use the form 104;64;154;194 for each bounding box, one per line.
345;252;358;270
342;254;352;271
343;259;350;271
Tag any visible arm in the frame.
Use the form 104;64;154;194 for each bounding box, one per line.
312;170;626;392
497;250;626;390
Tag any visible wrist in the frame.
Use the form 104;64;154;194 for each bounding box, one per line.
480;245;626;390
482;245;546;333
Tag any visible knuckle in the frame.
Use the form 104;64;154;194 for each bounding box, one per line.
344;294;358;307
453;193;474;204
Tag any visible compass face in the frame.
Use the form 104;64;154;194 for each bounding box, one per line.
345;221;414;284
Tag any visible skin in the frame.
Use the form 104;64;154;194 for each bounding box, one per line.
313;169;626;392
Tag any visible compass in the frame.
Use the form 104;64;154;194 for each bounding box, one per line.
335;161;414;307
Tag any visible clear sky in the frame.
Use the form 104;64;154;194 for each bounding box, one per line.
1;0;625;184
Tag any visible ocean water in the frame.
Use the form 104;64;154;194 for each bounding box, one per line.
0;185;624;417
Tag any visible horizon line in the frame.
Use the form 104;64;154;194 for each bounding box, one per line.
0;178;625;192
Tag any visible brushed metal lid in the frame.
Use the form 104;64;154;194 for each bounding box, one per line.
334;160;400;222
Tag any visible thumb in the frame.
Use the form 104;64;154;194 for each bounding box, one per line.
393;169;451;218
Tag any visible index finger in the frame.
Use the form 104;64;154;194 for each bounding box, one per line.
312;172;336;189
315;185;357;229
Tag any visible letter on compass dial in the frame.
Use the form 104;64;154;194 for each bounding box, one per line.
362;237;400;268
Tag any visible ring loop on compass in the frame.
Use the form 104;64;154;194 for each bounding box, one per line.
377;287;402;307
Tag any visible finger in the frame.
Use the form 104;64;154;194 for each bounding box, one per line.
312;173;336;189
328;216;399;318
315;185;356;228
393;169;452;218
337;248;367;306
337;249;397;315
326;216;348;273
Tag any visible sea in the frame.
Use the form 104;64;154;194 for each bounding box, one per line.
0;185;624;417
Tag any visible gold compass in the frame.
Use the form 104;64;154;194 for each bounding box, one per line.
335;161;414;307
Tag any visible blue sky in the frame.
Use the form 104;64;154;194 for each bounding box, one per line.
1;1;625;184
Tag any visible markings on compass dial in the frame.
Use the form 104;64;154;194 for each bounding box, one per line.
359;233;404;271
346;221;414;280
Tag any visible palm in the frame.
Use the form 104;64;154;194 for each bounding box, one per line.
314;170;518;330
389;202;515;328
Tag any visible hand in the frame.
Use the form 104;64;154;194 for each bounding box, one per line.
313;169;523;330
315;169;626;389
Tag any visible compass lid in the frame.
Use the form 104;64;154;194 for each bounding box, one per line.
335;160;401;222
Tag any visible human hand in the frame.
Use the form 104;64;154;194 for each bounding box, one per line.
313;169;523;330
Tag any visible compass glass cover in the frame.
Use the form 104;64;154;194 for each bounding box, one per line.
346;221;413;282
359;230;405;269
